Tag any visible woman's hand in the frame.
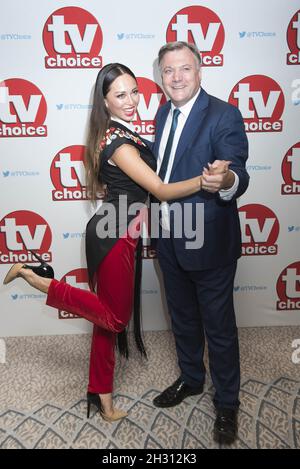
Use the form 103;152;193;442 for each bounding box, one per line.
201;160;233;193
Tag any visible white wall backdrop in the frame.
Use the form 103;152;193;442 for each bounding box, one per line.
0;0;299;336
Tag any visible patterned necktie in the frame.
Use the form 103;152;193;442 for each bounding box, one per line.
158;108;180;181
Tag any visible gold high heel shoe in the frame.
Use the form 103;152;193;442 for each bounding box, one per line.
3;263;24;285
86;392;127;422
3;251;54;285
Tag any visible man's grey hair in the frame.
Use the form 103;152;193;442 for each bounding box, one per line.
158;41;202;70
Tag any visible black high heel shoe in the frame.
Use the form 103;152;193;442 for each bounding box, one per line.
87;392;103;419
3;250;54;285
86;392;128;422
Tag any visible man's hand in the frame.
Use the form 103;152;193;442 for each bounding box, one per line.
201;160;234;193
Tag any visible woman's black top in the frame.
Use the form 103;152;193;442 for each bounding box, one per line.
86;120;156;287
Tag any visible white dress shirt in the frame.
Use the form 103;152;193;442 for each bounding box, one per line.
157;89;239;230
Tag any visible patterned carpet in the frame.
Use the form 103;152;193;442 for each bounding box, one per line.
1;328;300;449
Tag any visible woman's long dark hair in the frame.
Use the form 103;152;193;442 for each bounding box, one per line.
85;63;137;201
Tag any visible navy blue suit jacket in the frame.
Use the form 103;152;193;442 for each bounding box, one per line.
153;88;249;271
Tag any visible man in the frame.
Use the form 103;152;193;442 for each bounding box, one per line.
152;41;249;445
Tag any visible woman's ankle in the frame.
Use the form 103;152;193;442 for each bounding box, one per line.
99;392;113;414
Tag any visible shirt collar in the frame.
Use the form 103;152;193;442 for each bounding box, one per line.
110;116;135;132
170;87;201;118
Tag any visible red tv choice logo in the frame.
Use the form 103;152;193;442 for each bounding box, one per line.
43;6;103;69
58;268;89;319
239;204;279;256
228;75;284;132
0;210;52;264
281;142;300;195
166;5;224;66
0;79;47;138
133;77;166;137
276;261;300;310
51;145;88;201
287;10;300;65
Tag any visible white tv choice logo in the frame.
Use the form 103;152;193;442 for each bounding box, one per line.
0;210;52;265
281;142;300;195
43;6;103;69
277;261;300;310
51;145;89;201
58;268;89;319
239;204;279;256
132;77;166;137
228;75;284;133
287;10;300;65
166;5;224;67
0;78;47;138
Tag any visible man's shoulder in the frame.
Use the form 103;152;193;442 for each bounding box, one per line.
207;92;240;116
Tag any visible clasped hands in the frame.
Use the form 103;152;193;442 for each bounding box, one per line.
201;160;233;193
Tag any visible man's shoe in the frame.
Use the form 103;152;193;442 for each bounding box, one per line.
213;408;238;445
153;377;203;408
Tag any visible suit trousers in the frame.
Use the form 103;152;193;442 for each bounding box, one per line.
46;233;138;393
157;237;240;409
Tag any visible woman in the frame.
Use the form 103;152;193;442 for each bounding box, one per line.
3;63;203;422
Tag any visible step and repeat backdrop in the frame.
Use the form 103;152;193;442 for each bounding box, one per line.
0;0;299;336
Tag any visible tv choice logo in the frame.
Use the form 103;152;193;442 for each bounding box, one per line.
228;75;284;133
166;5;224;67
134;77;166;135
281;142;300;195
51;145;89;201
43;6;103;69
133;77;166;137
287;10;300;65
239;204;279;256
50;145;105;201
0;210;52;264
58;268;89;319
276;261;300;310
0;78;47;138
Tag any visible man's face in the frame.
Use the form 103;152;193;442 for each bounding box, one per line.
160;48;202;107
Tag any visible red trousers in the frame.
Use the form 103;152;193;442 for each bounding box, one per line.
46;234;138;393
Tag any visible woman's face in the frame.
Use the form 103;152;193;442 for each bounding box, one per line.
105;73;139;121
